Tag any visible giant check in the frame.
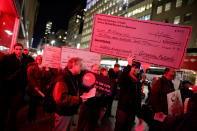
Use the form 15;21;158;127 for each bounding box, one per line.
90;13;192;69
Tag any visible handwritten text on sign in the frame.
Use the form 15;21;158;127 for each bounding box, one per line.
42;46;61;69
61;46;101;70
90;13;192;69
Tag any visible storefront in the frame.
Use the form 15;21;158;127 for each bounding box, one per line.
0;0;19;55
181;56;197;85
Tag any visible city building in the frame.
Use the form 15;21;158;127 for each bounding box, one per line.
125;0;153;20
55;29;68;47
43;21;52;44
81;0;126;49
67;8;85;48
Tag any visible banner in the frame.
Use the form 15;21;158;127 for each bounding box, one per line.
61;46;101;70
81;70;115;96
90;13;192;69
42;46;61;69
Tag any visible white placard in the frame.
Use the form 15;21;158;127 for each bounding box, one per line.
167;90;183;116
61;46;101;70
42;46;61;69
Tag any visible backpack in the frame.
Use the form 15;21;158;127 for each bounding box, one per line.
42;80;57;113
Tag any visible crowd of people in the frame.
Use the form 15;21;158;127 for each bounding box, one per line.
0;42;197;131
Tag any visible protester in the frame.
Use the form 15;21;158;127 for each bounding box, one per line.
179;80;193;104
23;47;35;64
53;57;82;131
100;67;108;77
77;64;108;131
114;56;142;131
0;43;29;130
150;68;176;131
26;55;51;122
107;63;121;117
162;93;197;131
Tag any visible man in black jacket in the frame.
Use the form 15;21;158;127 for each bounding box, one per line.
0;43;29;130
107;64;121;117
53;57;82;131
115;56;142;131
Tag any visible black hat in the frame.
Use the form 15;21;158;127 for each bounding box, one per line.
132;61;141;68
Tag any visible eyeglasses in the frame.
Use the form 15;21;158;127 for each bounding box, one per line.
24;49;28;51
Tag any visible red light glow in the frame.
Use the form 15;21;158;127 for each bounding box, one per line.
0;0;19;54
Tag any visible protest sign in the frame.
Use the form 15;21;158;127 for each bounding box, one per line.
42;45;101;70
81;70;115;96
167;90;183;116
42;45;61;69
61;46;101;70
90;13;192;69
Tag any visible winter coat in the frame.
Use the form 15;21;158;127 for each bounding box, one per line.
0;53;28;95
117;65;142;113
53;68;81;116
150;76;175;115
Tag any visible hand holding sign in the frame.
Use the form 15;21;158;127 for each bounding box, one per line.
80;87;96;102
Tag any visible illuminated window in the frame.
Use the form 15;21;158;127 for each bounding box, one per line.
174;16;180;24
128;12;132;17
165;2;171;11
146;4;152;10
183;13;192;23
145;14;151;20
176;0;182;7
76;19;79;23
110;2;112;7
138;14;151;20
141;6;145;12
157;6;162;14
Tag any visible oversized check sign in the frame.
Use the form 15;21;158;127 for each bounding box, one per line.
90;13;192;69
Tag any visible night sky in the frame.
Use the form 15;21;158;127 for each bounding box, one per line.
32;0;86;48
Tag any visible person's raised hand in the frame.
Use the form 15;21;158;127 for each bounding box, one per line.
127;54;133;66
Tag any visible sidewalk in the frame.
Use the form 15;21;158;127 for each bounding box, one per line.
16;100;149;131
